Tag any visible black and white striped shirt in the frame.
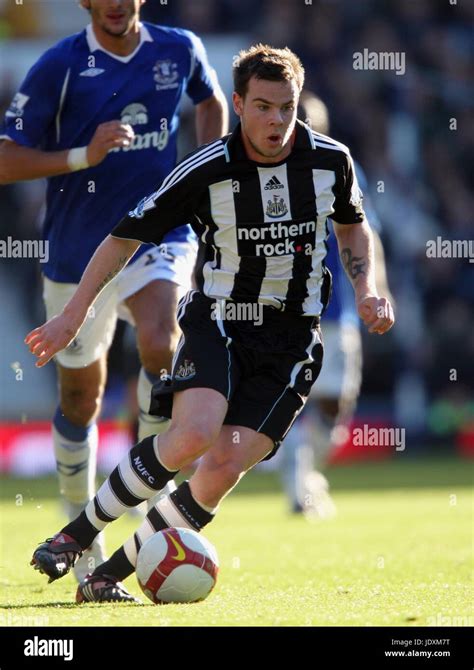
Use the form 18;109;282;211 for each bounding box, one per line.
112;120;365;316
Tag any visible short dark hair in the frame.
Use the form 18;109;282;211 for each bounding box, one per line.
233;44;305;98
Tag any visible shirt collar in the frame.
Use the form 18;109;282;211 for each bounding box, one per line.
86;22;153;63
224;119;313;163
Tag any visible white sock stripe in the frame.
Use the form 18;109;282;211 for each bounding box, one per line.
84;500;109;531
97;479;133;518
119;455;157;497
123;535;139;567
95;493;117;520
136;517;157;544
155;495;194;530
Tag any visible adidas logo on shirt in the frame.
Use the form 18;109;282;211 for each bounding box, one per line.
264;176;284;190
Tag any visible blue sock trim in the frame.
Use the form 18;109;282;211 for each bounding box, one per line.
53;407;95;443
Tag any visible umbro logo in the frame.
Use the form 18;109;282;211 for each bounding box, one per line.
264;176;284;190
79;68;105;77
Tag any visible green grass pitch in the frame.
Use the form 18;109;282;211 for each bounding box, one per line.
0;458;472;627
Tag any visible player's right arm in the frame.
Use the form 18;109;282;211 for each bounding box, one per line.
25;235;141;367
0;121;134;184
0;43;134;184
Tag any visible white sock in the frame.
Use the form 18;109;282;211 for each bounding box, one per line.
53;408;98;513
281;415;315;508
53;408;107;574
123;483;213;568
136;368;174;511
137;367;171;441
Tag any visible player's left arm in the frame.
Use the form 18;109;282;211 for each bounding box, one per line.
333;219;394;335
354;162;395;307
185;30;229;144
372;229;395;307
331;153;394;335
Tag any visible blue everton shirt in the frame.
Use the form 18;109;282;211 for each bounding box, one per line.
0;22;216;282
324;162;381;324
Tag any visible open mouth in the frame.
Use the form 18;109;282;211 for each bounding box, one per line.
267;135;282;143
106;13;126;22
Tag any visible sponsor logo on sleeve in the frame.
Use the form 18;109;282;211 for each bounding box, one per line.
6;92;30;118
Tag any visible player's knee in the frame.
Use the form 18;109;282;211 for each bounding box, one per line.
60;388;103;426
138;325;180;375
168;424;217;465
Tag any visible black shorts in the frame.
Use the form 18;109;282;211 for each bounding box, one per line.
149;291;323;458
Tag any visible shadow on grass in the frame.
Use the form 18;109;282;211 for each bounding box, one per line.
0;601;145;609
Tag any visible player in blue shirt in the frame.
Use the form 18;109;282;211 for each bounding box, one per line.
0;0;228;580
281;92;393;517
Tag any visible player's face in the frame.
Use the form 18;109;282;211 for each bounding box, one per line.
233;77;299;163
82;0;145;37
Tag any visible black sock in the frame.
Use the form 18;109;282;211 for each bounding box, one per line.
61;436;178;549
61;511;98;551
169;480;215;530
147;480;215;533
96;481;216;582
93;547;134;582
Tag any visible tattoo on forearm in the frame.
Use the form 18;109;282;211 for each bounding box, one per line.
95;256;129;295
340;248;366;280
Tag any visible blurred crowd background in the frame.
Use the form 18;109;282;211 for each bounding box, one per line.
0;0;472;454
